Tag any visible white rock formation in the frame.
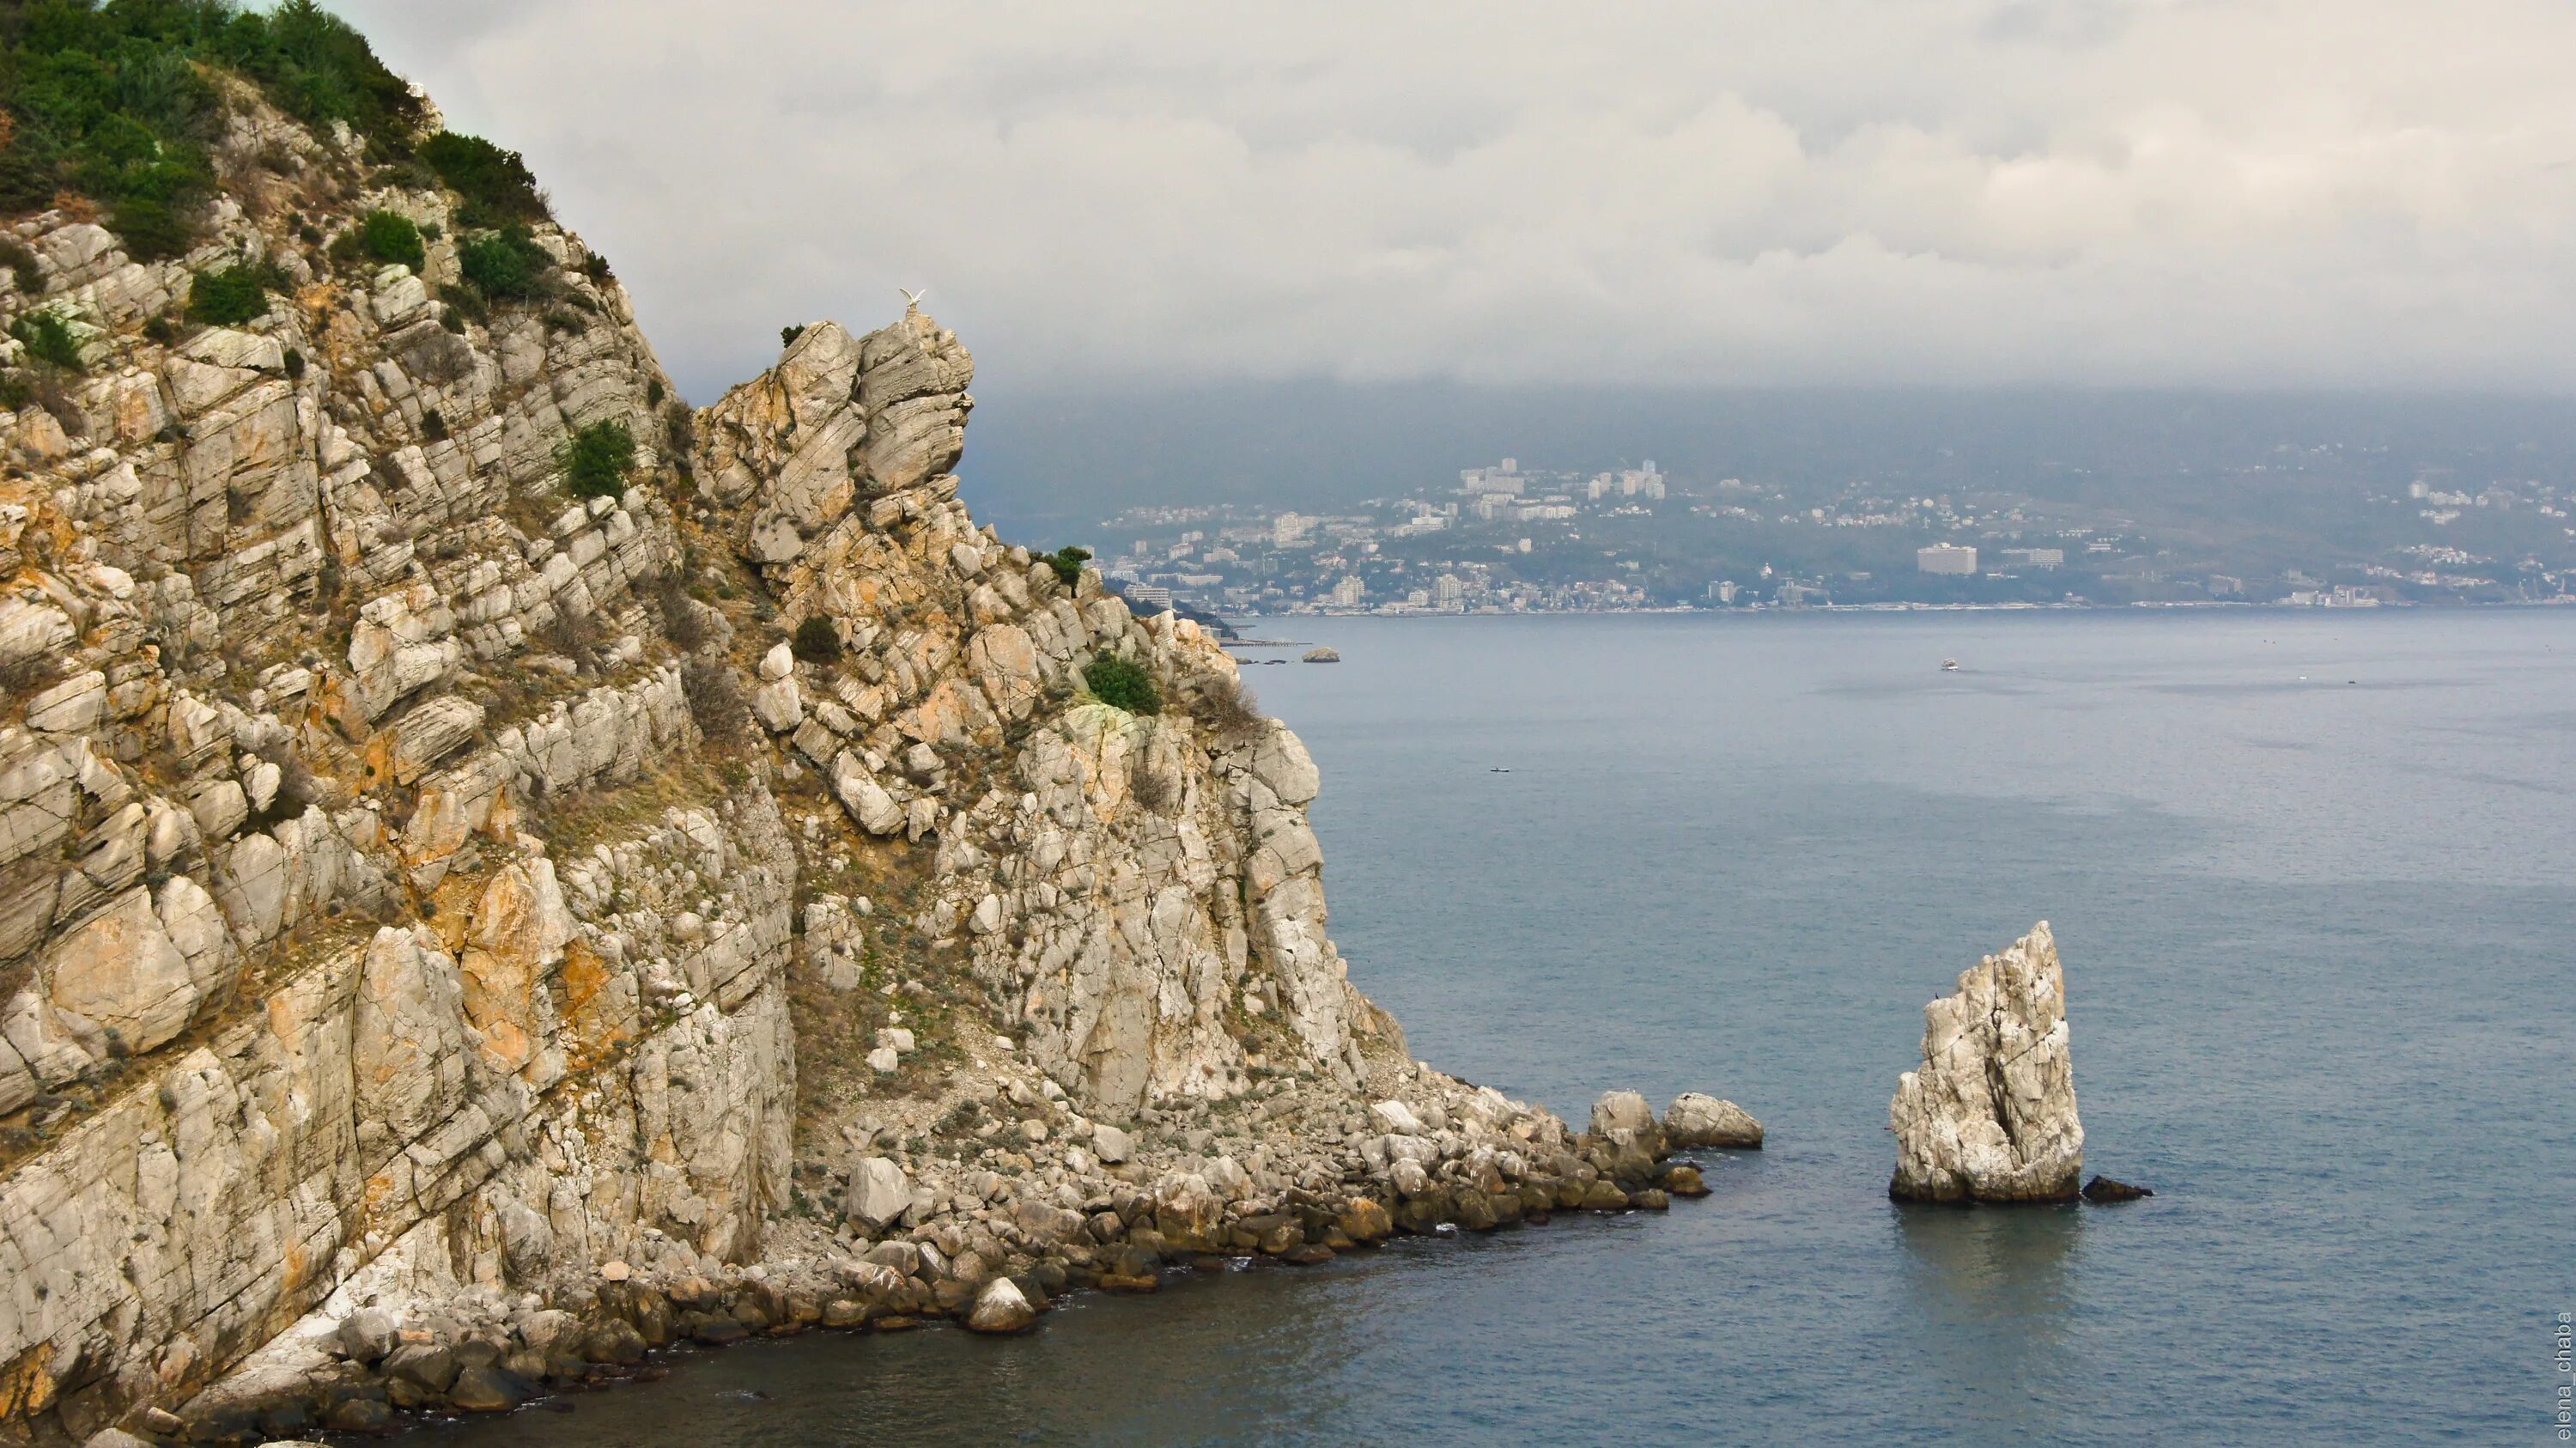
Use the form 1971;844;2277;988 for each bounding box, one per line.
1888;922;2084;1202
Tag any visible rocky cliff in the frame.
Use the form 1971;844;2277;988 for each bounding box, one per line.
0;47;1726;1446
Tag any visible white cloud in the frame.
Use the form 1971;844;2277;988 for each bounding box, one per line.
327;0;2576;399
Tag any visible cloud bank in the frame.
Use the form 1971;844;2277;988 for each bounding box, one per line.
327;1;2576;399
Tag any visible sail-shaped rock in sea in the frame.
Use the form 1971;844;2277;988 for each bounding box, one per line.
1887;921;2083;1202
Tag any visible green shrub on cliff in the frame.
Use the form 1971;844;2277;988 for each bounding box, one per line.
420;130;549;225
1084;654;1160;715
0;1;423;259
186;258;284;325
1044;545;1091;587
558;419;635;500
459;225;550;300
353;209;425;272
9;309;82;371
792;615;841;665
0;238;40;295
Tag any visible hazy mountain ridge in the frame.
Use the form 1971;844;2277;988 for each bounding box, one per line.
969;385;2576;611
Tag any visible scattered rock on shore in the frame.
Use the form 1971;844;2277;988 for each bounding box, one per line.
966;1277;1039;1335
847;1157;911;1230
1303;647;1340;663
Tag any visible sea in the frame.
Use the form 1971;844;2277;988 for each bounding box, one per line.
446;610;2576;1445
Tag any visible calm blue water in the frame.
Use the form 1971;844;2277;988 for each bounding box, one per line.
449;611;2576;1445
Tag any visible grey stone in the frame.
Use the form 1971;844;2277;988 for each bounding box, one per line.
1663;1092;1764;1149
336;1305;399;1363
964;1276;1036;1334
847;1156;911;1229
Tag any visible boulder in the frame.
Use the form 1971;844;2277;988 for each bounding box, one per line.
1663;1092;1764;1149
583;1319;646;1365
1090;1123;1133;1164
1368;1099;1424;1135
447;1364;532;1412
1589;1090;1663;1156
325;1398;394;1433
335;1305;399;1363
1888;922;2085;1202
2082;1174;2154;1203
751;677;803;733
847;1156;911;1229
1334;1197;1394;1243
862;1240;920;1275
382;1341;458;1393
830;752;904;835
690;1314;749;1345
964;1276;1037;1334
1301;647;1340;663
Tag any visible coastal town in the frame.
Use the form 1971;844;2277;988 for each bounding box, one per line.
1091;456;2576;616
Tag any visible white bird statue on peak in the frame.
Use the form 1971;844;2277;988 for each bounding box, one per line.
898;287;927;313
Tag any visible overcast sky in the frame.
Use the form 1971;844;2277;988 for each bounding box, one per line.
327;1;2576;403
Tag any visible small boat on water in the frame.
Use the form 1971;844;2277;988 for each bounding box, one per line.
1941;658;1961;672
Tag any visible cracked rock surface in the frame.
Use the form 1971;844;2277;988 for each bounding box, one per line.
1888;921;2084;1202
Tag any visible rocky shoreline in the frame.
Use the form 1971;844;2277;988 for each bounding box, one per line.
167;1085;1752;1442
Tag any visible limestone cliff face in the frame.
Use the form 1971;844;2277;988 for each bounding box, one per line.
695;316;1394;1115
0;70;1410;1442
0;86;793;1438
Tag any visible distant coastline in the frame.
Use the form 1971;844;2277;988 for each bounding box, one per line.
1216;594;2576;634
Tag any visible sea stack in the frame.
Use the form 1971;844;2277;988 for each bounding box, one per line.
1887;922;2084;1202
